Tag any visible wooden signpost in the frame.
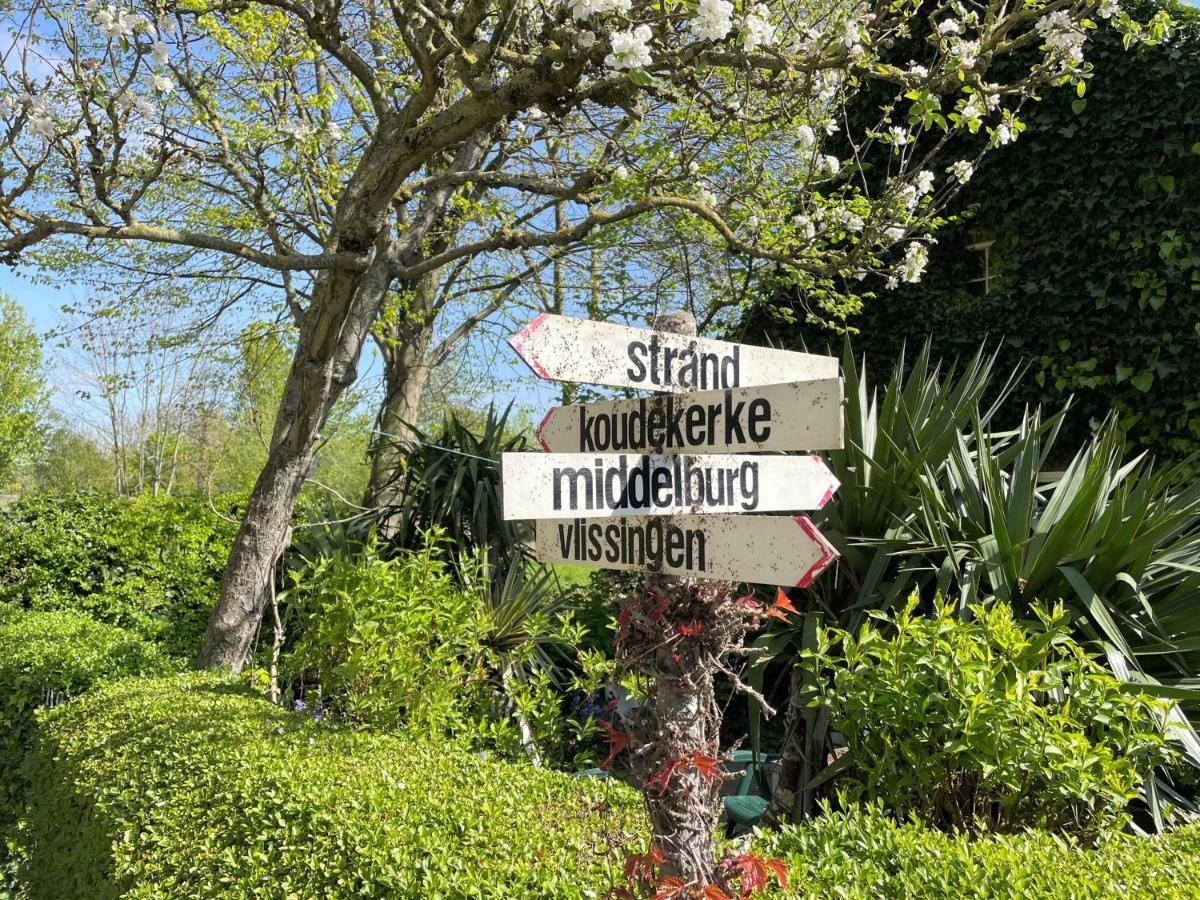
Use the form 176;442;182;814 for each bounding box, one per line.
501;452;839;521
503;311;844;885
509;313;838;392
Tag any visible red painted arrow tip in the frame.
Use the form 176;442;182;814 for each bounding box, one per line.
509;314;552;378
535;407;555;452
794;516;838;589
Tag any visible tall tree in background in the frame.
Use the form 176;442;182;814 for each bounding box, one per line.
0;0;1156;674
0;294;45;487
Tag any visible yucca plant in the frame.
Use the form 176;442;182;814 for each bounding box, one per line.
912;414;1200;827
758;341;1018;823
758;344;1200;830
376;404;530;574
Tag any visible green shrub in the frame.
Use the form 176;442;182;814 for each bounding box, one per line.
808;597;1174;836
0;611;170;853
23;673;645;898
757;806;1200;899
282;537;587;764
0;492;235;657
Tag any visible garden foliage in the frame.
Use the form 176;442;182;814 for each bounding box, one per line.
808;598;1173;835
0;492;234;657
282;534;588;764
759;806;1200;899
22;673;644;899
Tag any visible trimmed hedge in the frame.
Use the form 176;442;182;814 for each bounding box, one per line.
0;492;235;658
760;807;1200;899
23;673;646;899
1;611;170;838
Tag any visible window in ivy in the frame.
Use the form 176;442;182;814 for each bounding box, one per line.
965;226;997;295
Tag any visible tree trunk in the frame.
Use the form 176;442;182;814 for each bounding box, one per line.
362;274;439;513
197;258;392;671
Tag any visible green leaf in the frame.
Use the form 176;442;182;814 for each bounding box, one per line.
1157;175;1176;194
1071;98;1087;115
628;68;656;88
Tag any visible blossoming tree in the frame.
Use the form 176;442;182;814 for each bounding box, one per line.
0;0;1161;887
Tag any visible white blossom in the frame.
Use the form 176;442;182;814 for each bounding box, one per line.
950;159;974;183
689;0;734;42
695;184;717;206
687;160;699;174
28;112;54;140
841;19;863;57
952;38;980;68
319;120;342;147
995;122;1016;145
888;126;911;146
791;214;816;239
144;72;174;93
797;124;815;147
901;242;929;283
614;164;628;179
746;214;760;230
156;14;178;36
742;4;775;52
571;0;631;20
915;170;935;194
886;275;900;290
907;62;929;78
821;154;840;175
151;40;169;66
605;24;653;70
936;18;961;35
134;97;155;118
578;30;596;49
1098;0;1119;18
1036;11;1086;66
884;225;905;242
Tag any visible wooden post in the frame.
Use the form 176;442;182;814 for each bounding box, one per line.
619;312;736;887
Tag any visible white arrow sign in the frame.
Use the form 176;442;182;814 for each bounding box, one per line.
534;379;843;454
510;314;837;392
502;452;838;520
535;514;838;587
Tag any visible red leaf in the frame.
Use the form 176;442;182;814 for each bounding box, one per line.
618;607;632;633
683;749;724;781
599;720;629;770
677;620;703;637
764;588;799;621
648;591;670;619
644;759;680;795
652;876;688;899
765;859;788;891
702;885;733;900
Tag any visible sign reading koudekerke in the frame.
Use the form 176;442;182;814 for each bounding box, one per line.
502;314;845;588
534;379;842;454
501;453;838;520
510;313;837;392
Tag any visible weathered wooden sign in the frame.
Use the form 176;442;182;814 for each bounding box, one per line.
534;378;843;454
509;313;838;392
501;452;838;520
534;514;837;587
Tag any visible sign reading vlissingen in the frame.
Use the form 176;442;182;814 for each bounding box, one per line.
534;378;843;455
535;514;837;588
509;313;838;392
501;452;838;521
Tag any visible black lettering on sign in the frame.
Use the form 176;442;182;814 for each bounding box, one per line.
549;455;760;513
555;519;708;572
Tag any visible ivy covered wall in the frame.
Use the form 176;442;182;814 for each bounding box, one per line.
753;1;1200;461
